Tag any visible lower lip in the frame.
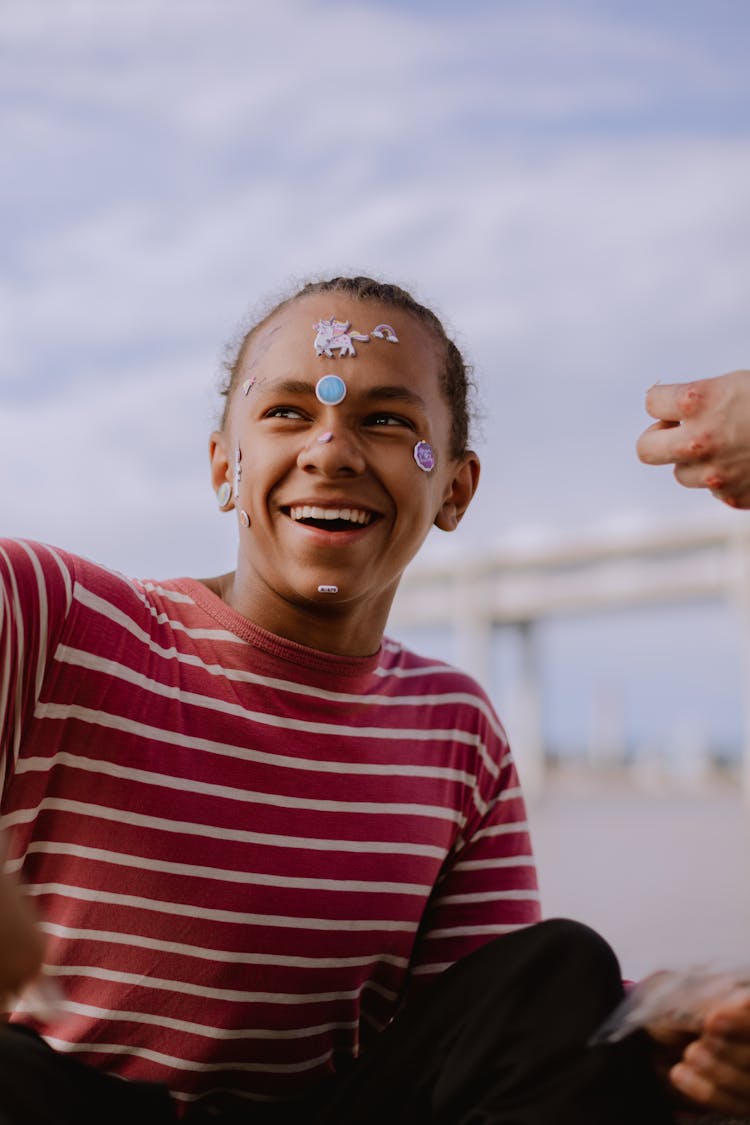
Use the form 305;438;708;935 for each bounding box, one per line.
285;517;377;545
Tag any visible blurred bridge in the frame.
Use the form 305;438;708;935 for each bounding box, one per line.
388;517;750;801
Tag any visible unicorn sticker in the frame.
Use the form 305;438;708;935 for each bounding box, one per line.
313;319;369;358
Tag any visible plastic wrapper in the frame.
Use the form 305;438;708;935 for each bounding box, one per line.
591;966;750;1044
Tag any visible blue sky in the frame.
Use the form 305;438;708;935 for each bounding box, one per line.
2;0;750;759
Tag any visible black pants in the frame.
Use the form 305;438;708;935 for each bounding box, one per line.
0;920;675;1125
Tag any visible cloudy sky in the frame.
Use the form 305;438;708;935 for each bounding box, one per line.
3;0;750;757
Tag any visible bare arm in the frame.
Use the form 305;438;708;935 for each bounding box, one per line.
636;370;750;508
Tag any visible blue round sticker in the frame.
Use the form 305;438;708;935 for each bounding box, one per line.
315;374;347;406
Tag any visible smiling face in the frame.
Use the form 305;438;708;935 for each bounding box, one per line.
210;293;479;654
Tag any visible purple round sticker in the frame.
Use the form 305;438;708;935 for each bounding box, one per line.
413;440;435;472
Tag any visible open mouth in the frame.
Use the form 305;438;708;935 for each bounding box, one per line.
286;505;375;531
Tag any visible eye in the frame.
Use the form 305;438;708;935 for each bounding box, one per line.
265;405;308;421
365;412;415;430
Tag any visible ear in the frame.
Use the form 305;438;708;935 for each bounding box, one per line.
209;430;232;493
434;451;480;532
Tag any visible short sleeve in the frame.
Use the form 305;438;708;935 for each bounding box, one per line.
0;541;73;801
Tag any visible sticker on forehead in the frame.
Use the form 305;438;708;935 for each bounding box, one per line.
413;440;436;473
316;374;347;406
371;324;399;343
313;318;369;358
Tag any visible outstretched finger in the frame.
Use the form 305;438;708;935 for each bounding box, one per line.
644;381;709;422
636;420;687;465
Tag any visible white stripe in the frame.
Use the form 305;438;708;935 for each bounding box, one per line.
49;998;357;1041
26;882;420;933
435;888;540;905
374;661;454;679
424;923;527;939
457;786;522;840
44;1034;333;1075
472;788;489;818
36;690;484;750
141;582;195;603
38;919;409;971
1;797;448;859
476;739;500;779
74;582;243;646
452;855;535;872
45;963;399;1007
17;750;464;823
409;962;454;976
472;816;529;842
19;541;51;705
497;787;522;801
22;840;433;897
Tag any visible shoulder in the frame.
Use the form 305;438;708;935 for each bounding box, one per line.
0;539;127;590
0;539;162;627
379;634;509;745
0;539;77;614
380;633;495;699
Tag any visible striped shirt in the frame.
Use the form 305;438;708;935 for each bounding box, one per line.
0;539;540;1111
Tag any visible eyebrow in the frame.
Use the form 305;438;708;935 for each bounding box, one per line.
263;378;427;411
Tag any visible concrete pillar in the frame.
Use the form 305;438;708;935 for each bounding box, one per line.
513;620;545;801
451;574;493;691
451;582;545;799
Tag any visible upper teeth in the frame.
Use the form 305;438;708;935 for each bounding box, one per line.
290;506;372;525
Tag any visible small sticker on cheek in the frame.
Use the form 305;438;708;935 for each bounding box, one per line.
318;585;339;594
413;440;436;472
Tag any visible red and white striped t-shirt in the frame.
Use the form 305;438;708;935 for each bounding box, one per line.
0;539;540;1112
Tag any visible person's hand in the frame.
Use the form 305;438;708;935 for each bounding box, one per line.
636;369;750;508
649;996;750;1116
0;840;45;1010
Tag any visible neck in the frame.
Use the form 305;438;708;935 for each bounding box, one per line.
199;570;392;657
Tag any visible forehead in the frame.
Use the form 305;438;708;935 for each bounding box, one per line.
244;294;442;380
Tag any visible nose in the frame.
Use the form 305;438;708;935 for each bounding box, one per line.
297;424;366;477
